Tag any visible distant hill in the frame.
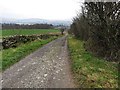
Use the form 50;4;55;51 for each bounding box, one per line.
2;18;72;26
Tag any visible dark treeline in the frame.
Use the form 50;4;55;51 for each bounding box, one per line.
2;23;53;29
69;1;120;61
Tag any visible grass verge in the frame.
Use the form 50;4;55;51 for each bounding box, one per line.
68;36;118;88
1;36;58;71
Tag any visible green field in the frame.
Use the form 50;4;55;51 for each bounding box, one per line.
68;36;118;88
0;29;59;37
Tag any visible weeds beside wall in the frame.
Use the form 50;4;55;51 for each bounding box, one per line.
2;34;59;49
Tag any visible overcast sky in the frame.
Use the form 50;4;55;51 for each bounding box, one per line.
0;0;84;20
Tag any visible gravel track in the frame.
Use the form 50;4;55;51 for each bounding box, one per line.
2;36;75;88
